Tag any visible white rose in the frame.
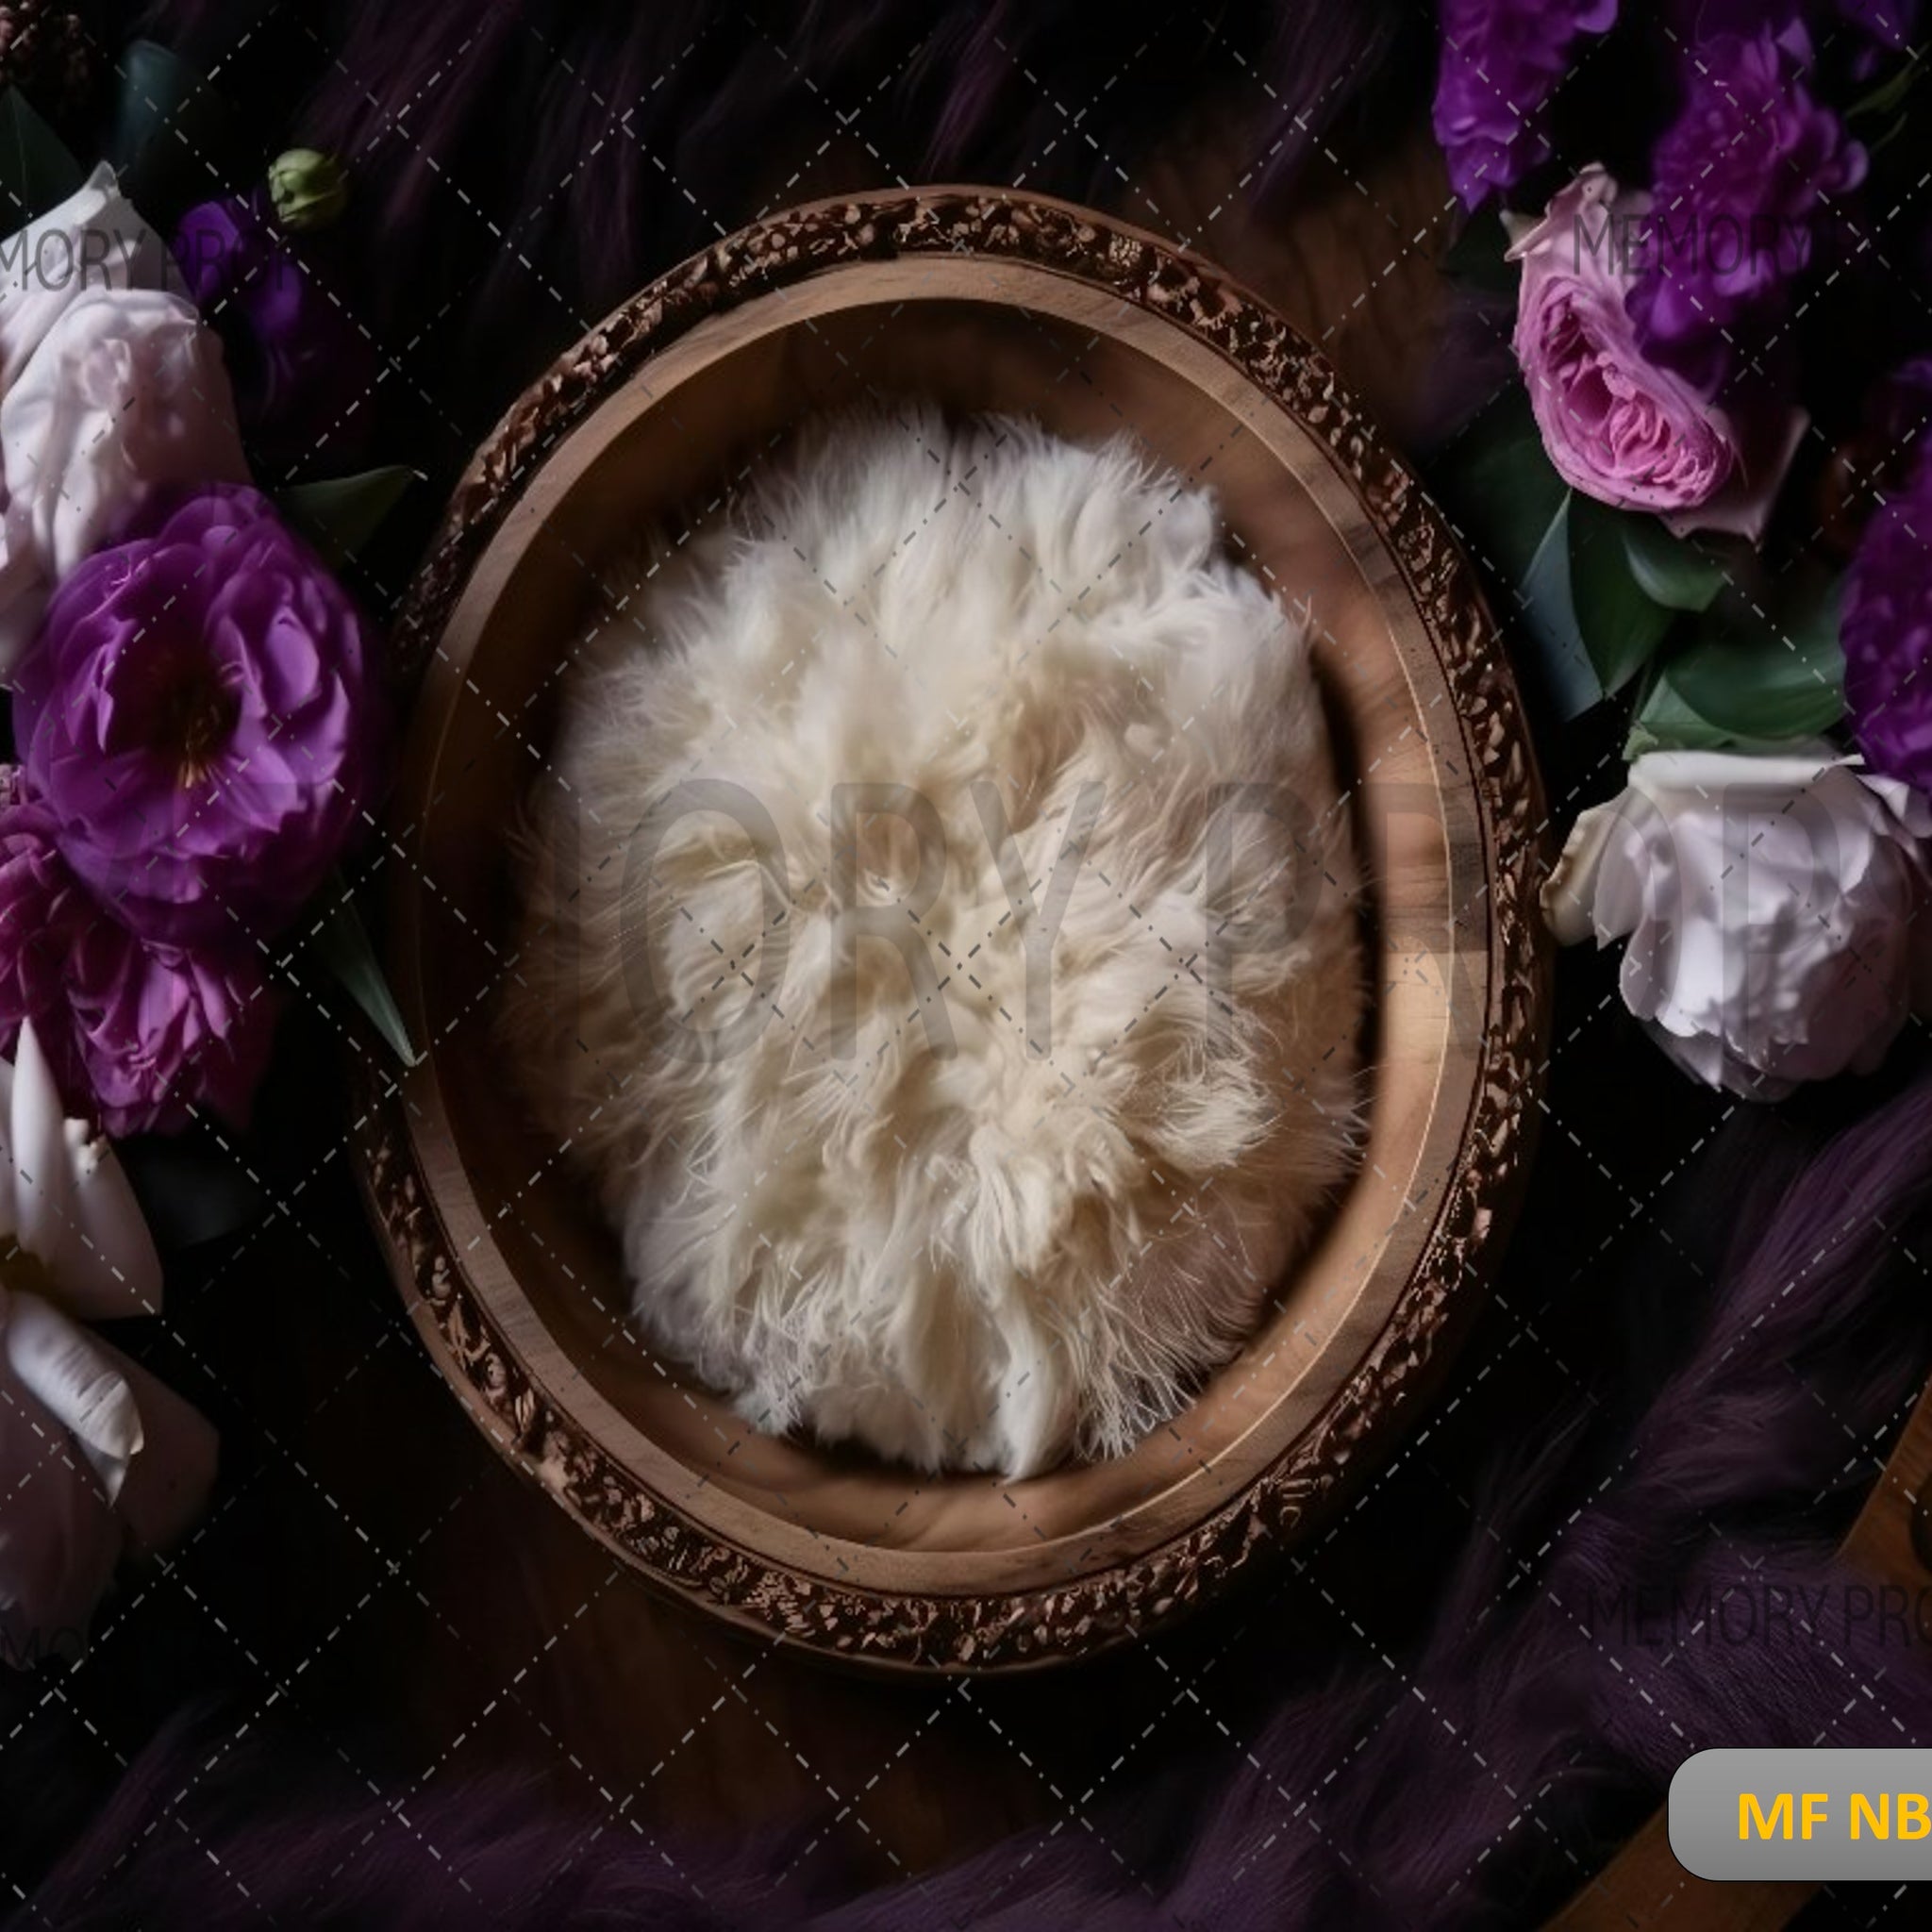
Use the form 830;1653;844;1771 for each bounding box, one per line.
1543;747;1932;1097
0;1019;162;1318
0;1287;125;1664
0;1287;218;1665
0;164;178;390
0;1022;216;1665
0;166;246;675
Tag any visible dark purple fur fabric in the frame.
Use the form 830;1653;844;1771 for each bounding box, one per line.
143;0;1414;399
21;1074;1932;1929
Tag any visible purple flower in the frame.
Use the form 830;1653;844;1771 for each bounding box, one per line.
172;195;376;476
1507;168;1804;541
66;923;279;1136
0;770;278;1134
1666;1;1914;48
1433;0;1619;209
1629;21;1866;394
1836;0;1916;50
12;483;385;949
1871;353;1932;443
0;777;93;1040
1843;447;1932;791
1824;0;1916;80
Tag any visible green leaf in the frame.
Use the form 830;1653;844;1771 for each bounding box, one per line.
1850;55;1920;124
280;466;420;568
1625;580;1844;757
1568;495;1677;692
1868;108;1913;160
1434;390;1603;718
109;39;207;167
1668;587;1843;738
1624;666;1727;758
1619;514;1727;612
111;41;229;227
310;889;419;1068
1441;206;1517;296
1439;389;1562;573
1514;490;1603;717
0;87;83;226
117;1130;266;1249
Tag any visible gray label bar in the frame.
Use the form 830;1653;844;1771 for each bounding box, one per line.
1671;1749;1932;1879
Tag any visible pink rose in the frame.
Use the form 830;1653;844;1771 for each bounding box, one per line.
1507;167;1804;544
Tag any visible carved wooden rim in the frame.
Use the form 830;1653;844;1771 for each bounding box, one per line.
352;187;1551;1673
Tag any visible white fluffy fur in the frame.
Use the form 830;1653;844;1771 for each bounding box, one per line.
507;412;1361;1478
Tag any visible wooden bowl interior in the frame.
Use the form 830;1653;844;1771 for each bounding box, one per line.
400;278;1476;1588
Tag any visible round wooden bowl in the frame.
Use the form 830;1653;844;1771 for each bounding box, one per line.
353;188;1551;1674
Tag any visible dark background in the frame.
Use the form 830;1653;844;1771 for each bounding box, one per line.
3;3;1930;1924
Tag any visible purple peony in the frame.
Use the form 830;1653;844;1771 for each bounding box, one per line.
1629;20;1866;395
0;775;94;1040
1433;0;1619;209
1843;447;1932;791
66;920;279;1136
173;194;376;475
1861;352;1932;495
12;483;384;949
0;770;278;1134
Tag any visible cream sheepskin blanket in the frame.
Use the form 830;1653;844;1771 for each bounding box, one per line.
508;412;1361;1478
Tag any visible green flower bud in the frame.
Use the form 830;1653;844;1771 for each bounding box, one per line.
267;148;348;231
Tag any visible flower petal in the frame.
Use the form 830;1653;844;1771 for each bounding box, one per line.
2;1288;142;1501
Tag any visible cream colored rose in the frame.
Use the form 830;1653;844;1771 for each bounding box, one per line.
0;1014;162;1316
1543;748;1932;1097
0;165;176;389
0;1291;218;1663
0;1023;216;1665
0;166;246;675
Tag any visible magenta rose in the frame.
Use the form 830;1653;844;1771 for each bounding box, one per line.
65;921;279;1136
12;483;384;947
1507;169;1804;543
0;774;94;1039
0;767;277;1134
